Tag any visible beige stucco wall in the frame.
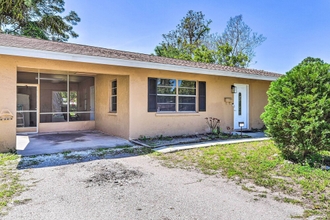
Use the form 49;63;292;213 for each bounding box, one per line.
0;58;17;152
0;54;272;151
95;74;130;139
128;69;271;139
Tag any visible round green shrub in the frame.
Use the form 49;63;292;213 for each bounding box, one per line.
261;57;330;163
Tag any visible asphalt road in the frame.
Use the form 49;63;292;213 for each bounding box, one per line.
4;154;303;220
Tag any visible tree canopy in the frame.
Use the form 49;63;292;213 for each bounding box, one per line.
155;11;265;68
0;0;80;42
217;15;266;65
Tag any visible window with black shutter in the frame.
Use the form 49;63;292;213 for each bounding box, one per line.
148;78;205;113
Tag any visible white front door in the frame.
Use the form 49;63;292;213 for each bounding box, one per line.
233;84;249;130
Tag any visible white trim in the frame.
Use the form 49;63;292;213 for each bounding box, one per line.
0;46;279;81
155;113;200;117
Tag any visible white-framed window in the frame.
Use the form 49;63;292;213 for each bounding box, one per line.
110;80;117;112
148;78;201;112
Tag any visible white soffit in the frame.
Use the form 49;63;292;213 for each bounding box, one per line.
0;46;279;81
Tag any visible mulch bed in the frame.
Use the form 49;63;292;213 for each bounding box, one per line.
132;133;251;148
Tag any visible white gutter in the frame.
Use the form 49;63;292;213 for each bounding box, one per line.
0;46;279;81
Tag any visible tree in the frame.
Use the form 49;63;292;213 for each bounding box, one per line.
218;15;266;66
261;57;330;163
155;10;212;58
192;45;215;63
0;0;80;42
214;43;249;67
155;11;263;68
154;44;194;61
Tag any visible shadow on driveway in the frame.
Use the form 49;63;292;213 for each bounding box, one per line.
16;130;133;156
17;145;154;170
15;130;154;170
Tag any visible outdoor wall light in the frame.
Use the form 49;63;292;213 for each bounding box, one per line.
231;85;237;93
239;122;245;137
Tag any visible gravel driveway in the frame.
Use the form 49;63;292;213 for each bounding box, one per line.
4;154;303;220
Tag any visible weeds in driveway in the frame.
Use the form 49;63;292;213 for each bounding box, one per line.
153;140;330;219
0;153;24;215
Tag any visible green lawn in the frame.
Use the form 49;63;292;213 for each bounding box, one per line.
154;140;330;219
0;153;23;215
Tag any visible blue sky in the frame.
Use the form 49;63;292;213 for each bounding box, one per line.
65;0;330;74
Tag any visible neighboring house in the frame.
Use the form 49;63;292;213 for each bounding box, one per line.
0;34;281;152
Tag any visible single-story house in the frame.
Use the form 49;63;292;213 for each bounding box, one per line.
0;34;281;152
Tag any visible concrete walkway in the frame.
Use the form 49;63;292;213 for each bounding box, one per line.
154;132;270;153
16;131;132;156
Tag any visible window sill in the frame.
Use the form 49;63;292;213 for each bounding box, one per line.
155;112;200;117
108;112;117;116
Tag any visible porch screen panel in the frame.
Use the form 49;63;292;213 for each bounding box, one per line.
69;75;95;121
39;73;95;123
40;74;68;123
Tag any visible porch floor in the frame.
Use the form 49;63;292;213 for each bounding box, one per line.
16;130;132;156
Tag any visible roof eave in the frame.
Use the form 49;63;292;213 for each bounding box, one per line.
0;46;279;81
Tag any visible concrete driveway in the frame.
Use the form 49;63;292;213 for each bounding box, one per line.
4;154;304;220
16;130;132;156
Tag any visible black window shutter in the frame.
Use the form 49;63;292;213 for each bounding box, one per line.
148;78;157;112
199;81;206;112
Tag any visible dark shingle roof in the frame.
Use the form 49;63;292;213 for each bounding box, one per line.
0;34;282;78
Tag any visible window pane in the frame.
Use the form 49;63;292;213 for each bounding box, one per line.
157;96;176;103
157;104;176;112
112;103;117;112
179;96;195;111
178;88;196;95
179;97;196;104
238;92;242;116
158;79;176;87
157;95;176;112
157;87;176;95
112;96;117;105
178;80;196;88
179;104;195;111
157;79;176;95
112;80;117;88
112;88;117;95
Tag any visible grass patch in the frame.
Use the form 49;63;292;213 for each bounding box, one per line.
0;153;24;214
154;140;330;218
113;145;132;149
90;146;153;157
